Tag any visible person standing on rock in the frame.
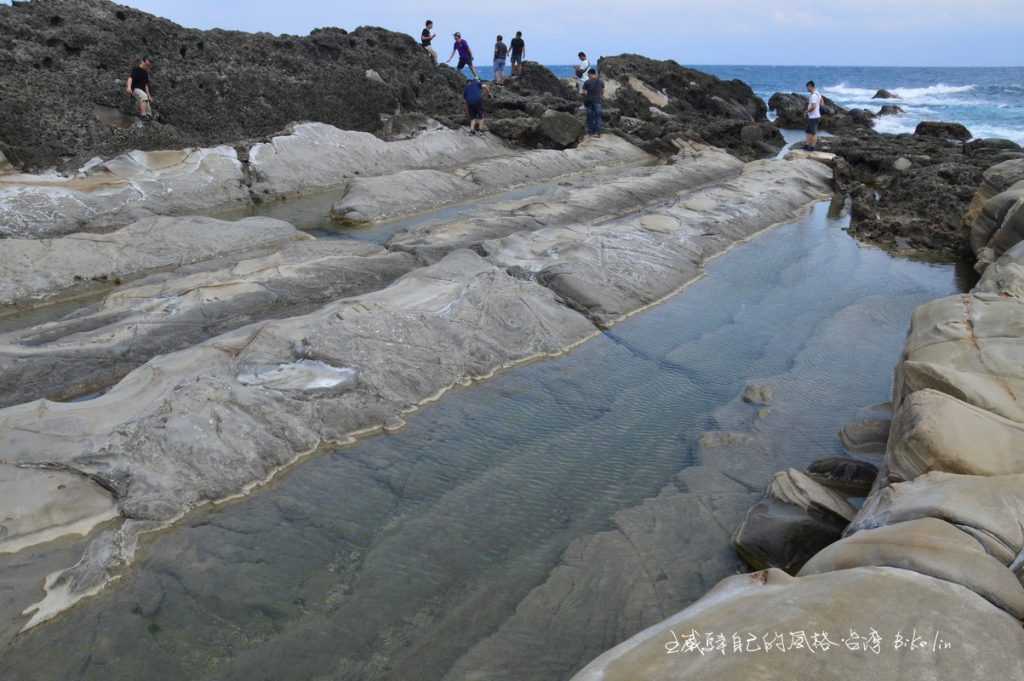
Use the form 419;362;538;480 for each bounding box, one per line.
126;56;155;120
582;68;605;137
493;35;509;84
575;52;591;94
804;80;823;151
447;32;479;79
510;31;526;76
463;78;491;134
421;20;437;63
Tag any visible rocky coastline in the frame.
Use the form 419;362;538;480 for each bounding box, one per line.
2;0;1024;676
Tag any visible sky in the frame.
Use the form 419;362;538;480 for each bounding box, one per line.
85;1;1024;66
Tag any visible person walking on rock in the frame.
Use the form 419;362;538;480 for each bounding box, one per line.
464;78;491;134
493;35;509;84
447;32;479;79
575;52;591;94
126;56;155;120
804;80;823;151
582;68;605;137
421;20;437;62
510;31;526;76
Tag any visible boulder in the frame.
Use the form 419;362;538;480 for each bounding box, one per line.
894;294;1024;423
768;92;871;132
569;567;1024;681
877;104;905;116
975;240;1024;299
487;116;538;145
799;518;1024;620
733;469;855;573
741;382;773;405
503;62;575;100
873;89;898;99
914;121;972;141
848;471;1024;564
893;157;912;172
536;110;585;149
838;417;890;454
805;456;878;497
885;389;1024;482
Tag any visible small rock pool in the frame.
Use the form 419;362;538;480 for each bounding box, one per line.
0;202;969;681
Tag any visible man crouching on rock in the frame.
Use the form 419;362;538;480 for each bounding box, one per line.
464;78;491;134
126;56;155;120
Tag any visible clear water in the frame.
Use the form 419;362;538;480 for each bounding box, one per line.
0;203;964;681
473;64;1024;143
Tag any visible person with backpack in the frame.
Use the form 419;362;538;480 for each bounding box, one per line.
463;78;491;133
446;32;479;79
493;35;509;84
574;52;591;94
509;31;526;76
421;20;437;63
804;80;823;151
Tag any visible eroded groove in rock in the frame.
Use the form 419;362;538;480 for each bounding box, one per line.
0;240;418;408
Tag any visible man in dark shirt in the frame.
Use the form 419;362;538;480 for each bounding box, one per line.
581;68;605;137
421;20;436;63
463;78;491;133
446;32;479;79
125;56;154;120
509;31;525;76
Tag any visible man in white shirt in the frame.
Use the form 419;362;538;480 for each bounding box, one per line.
804;80;823;151
575;52;590;94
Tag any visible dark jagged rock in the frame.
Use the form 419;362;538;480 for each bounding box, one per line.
502;61;575;100
878;104;905;116
806;457;879;497
768;91;875;132
597;53;781;160
822;127;1009;258
536;110;585;148
873;88;897;99
915;121;973;141
0;0;465;170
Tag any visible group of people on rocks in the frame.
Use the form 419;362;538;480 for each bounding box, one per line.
122;22;820;146
421;20;605;137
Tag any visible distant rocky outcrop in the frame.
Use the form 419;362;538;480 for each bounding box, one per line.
0;0;465;170
873;88;897;99
597;54;784;160
768;91;876;132
878;104;905;116
915;121;973;141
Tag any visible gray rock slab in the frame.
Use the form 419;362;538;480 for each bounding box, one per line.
0;215;304;309
0;240;418;408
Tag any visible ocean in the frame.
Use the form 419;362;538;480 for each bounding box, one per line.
474;64;1024;144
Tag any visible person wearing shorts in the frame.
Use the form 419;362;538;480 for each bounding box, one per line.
509;31;525;76
804;80;823;151
421;20;437;63
464;78;491;133
493;35;508;84
126;56;154;119
447;32;479;79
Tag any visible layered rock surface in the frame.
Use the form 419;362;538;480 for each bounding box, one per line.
569;239;1024;681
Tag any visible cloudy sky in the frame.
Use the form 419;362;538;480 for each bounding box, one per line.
116;0;1021;66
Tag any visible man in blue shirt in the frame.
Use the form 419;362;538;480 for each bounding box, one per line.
463;78;491;133
581;69;605;137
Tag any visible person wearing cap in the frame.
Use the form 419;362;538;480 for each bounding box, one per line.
125;56;155;120
446;32;479;79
